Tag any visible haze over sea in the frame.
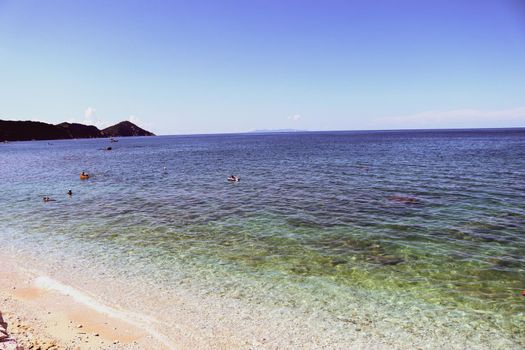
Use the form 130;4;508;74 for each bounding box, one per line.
1;129;524;348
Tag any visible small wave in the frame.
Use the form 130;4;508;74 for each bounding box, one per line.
34;275;176;349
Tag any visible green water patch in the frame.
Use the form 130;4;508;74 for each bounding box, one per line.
5;206;524;343
141;215;525;340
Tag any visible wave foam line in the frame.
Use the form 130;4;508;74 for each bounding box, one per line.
34;275;176;349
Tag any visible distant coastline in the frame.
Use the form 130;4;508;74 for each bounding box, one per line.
250;128;306;133
0;119;154;142
248;127;525;134
164;127;525;138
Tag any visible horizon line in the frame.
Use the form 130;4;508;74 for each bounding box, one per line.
155;125;525;137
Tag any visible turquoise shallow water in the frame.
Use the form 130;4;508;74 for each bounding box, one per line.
1;130;524;346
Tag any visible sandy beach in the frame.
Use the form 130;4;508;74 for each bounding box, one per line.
0;254;157;350
0;247;453;350
0;250;369;350
0;250;384;350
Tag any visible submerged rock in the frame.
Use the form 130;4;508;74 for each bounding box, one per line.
487;256;521;269
388;195;420;204
286;217;328;229
377;256;405;266
330;258;348;267
367;243;385;255
364;242;405;265
290;265;310;275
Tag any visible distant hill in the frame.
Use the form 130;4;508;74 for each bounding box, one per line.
0;119;154;142
101;121;154;137
250;129;306;133
57;122;101;139
0;120;70;141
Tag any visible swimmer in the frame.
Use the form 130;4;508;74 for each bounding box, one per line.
67;189;72;196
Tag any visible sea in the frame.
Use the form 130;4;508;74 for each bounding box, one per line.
1;129;524;348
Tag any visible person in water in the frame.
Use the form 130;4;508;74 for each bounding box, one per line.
228;175;240;181
43;196;52;202
67;190;72;196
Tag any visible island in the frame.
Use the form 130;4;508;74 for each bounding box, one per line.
0;119;154;142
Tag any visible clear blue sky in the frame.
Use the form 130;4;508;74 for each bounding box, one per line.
1;0;524;134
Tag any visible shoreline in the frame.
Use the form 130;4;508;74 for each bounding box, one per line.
0;254;161;350
0;247;422;350
2;247;522;349
0;249;364;350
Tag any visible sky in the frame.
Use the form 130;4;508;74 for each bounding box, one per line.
0;0;524;135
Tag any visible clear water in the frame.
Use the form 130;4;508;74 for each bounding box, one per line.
1;130;524;347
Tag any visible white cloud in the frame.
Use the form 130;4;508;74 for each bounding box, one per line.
81;107;111;128
374;107;525;129
84;107;96;118
288;114;302;122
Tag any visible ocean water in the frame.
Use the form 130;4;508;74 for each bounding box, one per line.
1;129;525;348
